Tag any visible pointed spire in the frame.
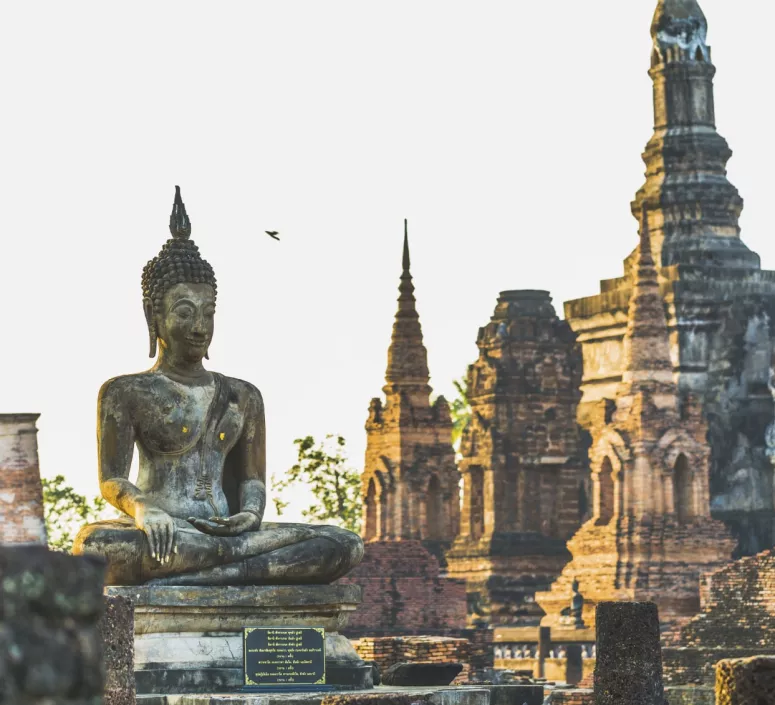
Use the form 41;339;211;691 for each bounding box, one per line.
619;207;674;392
384;219;431;391
402;219;410;272
169;185;192;240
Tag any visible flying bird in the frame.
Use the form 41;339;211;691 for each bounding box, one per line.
265;231;280;241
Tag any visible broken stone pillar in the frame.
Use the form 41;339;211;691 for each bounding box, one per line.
594;602;664;705
99;595;136;705
0;545;106;703
0;413;46;545
538;626;551;678
566;644;583;685
715;656;775;705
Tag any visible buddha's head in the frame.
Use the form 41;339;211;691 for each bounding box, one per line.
141;187;218;362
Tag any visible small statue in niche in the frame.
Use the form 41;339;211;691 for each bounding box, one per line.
559;578;585;629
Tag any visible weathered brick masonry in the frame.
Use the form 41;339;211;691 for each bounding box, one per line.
340;541;467;636
447;290;588;625
362;223;460;566
0;413;46;545
538;211;734;628
564;0;775;559
663;548;775;687
352;636;473;683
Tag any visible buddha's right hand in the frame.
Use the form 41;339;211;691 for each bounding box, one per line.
135;503;176;564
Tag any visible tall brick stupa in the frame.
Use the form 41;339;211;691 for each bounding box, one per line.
344;221;467;637
446;290;589;625
535;211;735;629
563;0;775;557
361;220;460;557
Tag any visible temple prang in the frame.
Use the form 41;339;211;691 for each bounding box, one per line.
565;0;775;558
535;210;735;629
445;290;589;626
361;220;460;557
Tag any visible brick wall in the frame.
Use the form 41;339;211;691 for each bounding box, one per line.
340;541;467;636
679;549;775;649
662;548;775;687
352;636;473;683
0;414;46;545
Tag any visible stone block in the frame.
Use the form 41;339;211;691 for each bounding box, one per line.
715;656;775;705
594;601;664;705
99;595;135;705
488;684;545;705
546;690;594;705
381;662;463;686
566;644;583;685
0;545;106;704
664;686;715;705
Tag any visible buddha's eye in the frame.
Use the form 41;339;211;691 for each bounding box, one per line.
175;307;193;319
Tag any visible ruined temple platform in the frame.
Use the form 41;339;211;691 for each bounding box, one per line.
137;683;546;705
107;584;372;694
137;686;490;705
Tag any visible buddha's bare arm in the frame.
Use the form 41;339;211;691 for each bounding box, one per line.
189;383;267;537
97;379;176;562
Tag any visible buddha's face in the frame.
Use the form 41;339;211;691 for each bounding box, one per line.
151;282;216;363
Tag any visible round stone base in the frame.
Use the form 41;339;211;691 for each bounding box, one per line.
107;584;372;694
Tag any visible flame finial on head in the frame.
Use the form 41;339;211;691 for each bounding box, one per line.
169;185;192;240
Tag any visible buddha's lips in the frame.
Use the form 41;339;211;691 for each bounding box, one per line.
186;338;209;347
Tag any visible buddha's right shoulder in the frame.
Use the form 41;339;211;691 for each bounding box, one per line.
98;373;156;401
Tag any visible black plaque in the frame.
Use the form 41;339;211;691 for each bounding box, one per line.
243;627;326;687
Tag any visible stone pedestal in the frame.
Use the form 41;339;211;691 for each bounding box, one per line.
107;584;372;695
715;656;775;705
594;602;664;705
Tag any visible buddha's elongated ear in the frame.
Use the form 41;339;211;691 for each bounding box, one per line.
143;297;157;358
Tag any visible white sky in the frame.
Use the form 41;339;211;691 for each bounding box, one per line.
1;1;773;521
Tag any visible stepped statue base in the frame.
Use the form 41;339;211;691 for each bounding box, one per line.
108;584;372;694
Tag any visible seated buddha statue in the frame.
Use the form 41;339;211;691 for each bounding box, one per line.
74;187;363;586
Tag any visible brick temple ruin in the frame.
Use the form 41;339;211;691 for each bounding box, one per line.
564;0;775;559
347;221;467;636
361;220;460;556
446;290;589;625
535;211;735;629
359;0;775;632
0;413;47;546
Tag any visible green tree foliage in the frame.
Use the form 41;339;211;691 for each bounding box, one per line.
272;435;361;533
449;376;472;451
41;475;108;553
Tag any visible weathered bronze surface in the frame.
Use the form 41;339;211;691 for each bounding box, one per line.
74;187;363;586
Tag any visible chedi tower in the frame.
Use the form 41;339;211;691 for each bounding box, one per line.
536;211;735;629
446;291;589;625
346;221;467;637
361;221;460;555
562;0;775;556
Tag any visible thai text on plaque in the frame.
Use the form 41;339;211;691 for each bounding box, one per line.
243;627;326;687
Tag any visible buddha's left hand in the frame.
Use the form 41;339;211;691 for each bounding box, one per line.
187;512;261;536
